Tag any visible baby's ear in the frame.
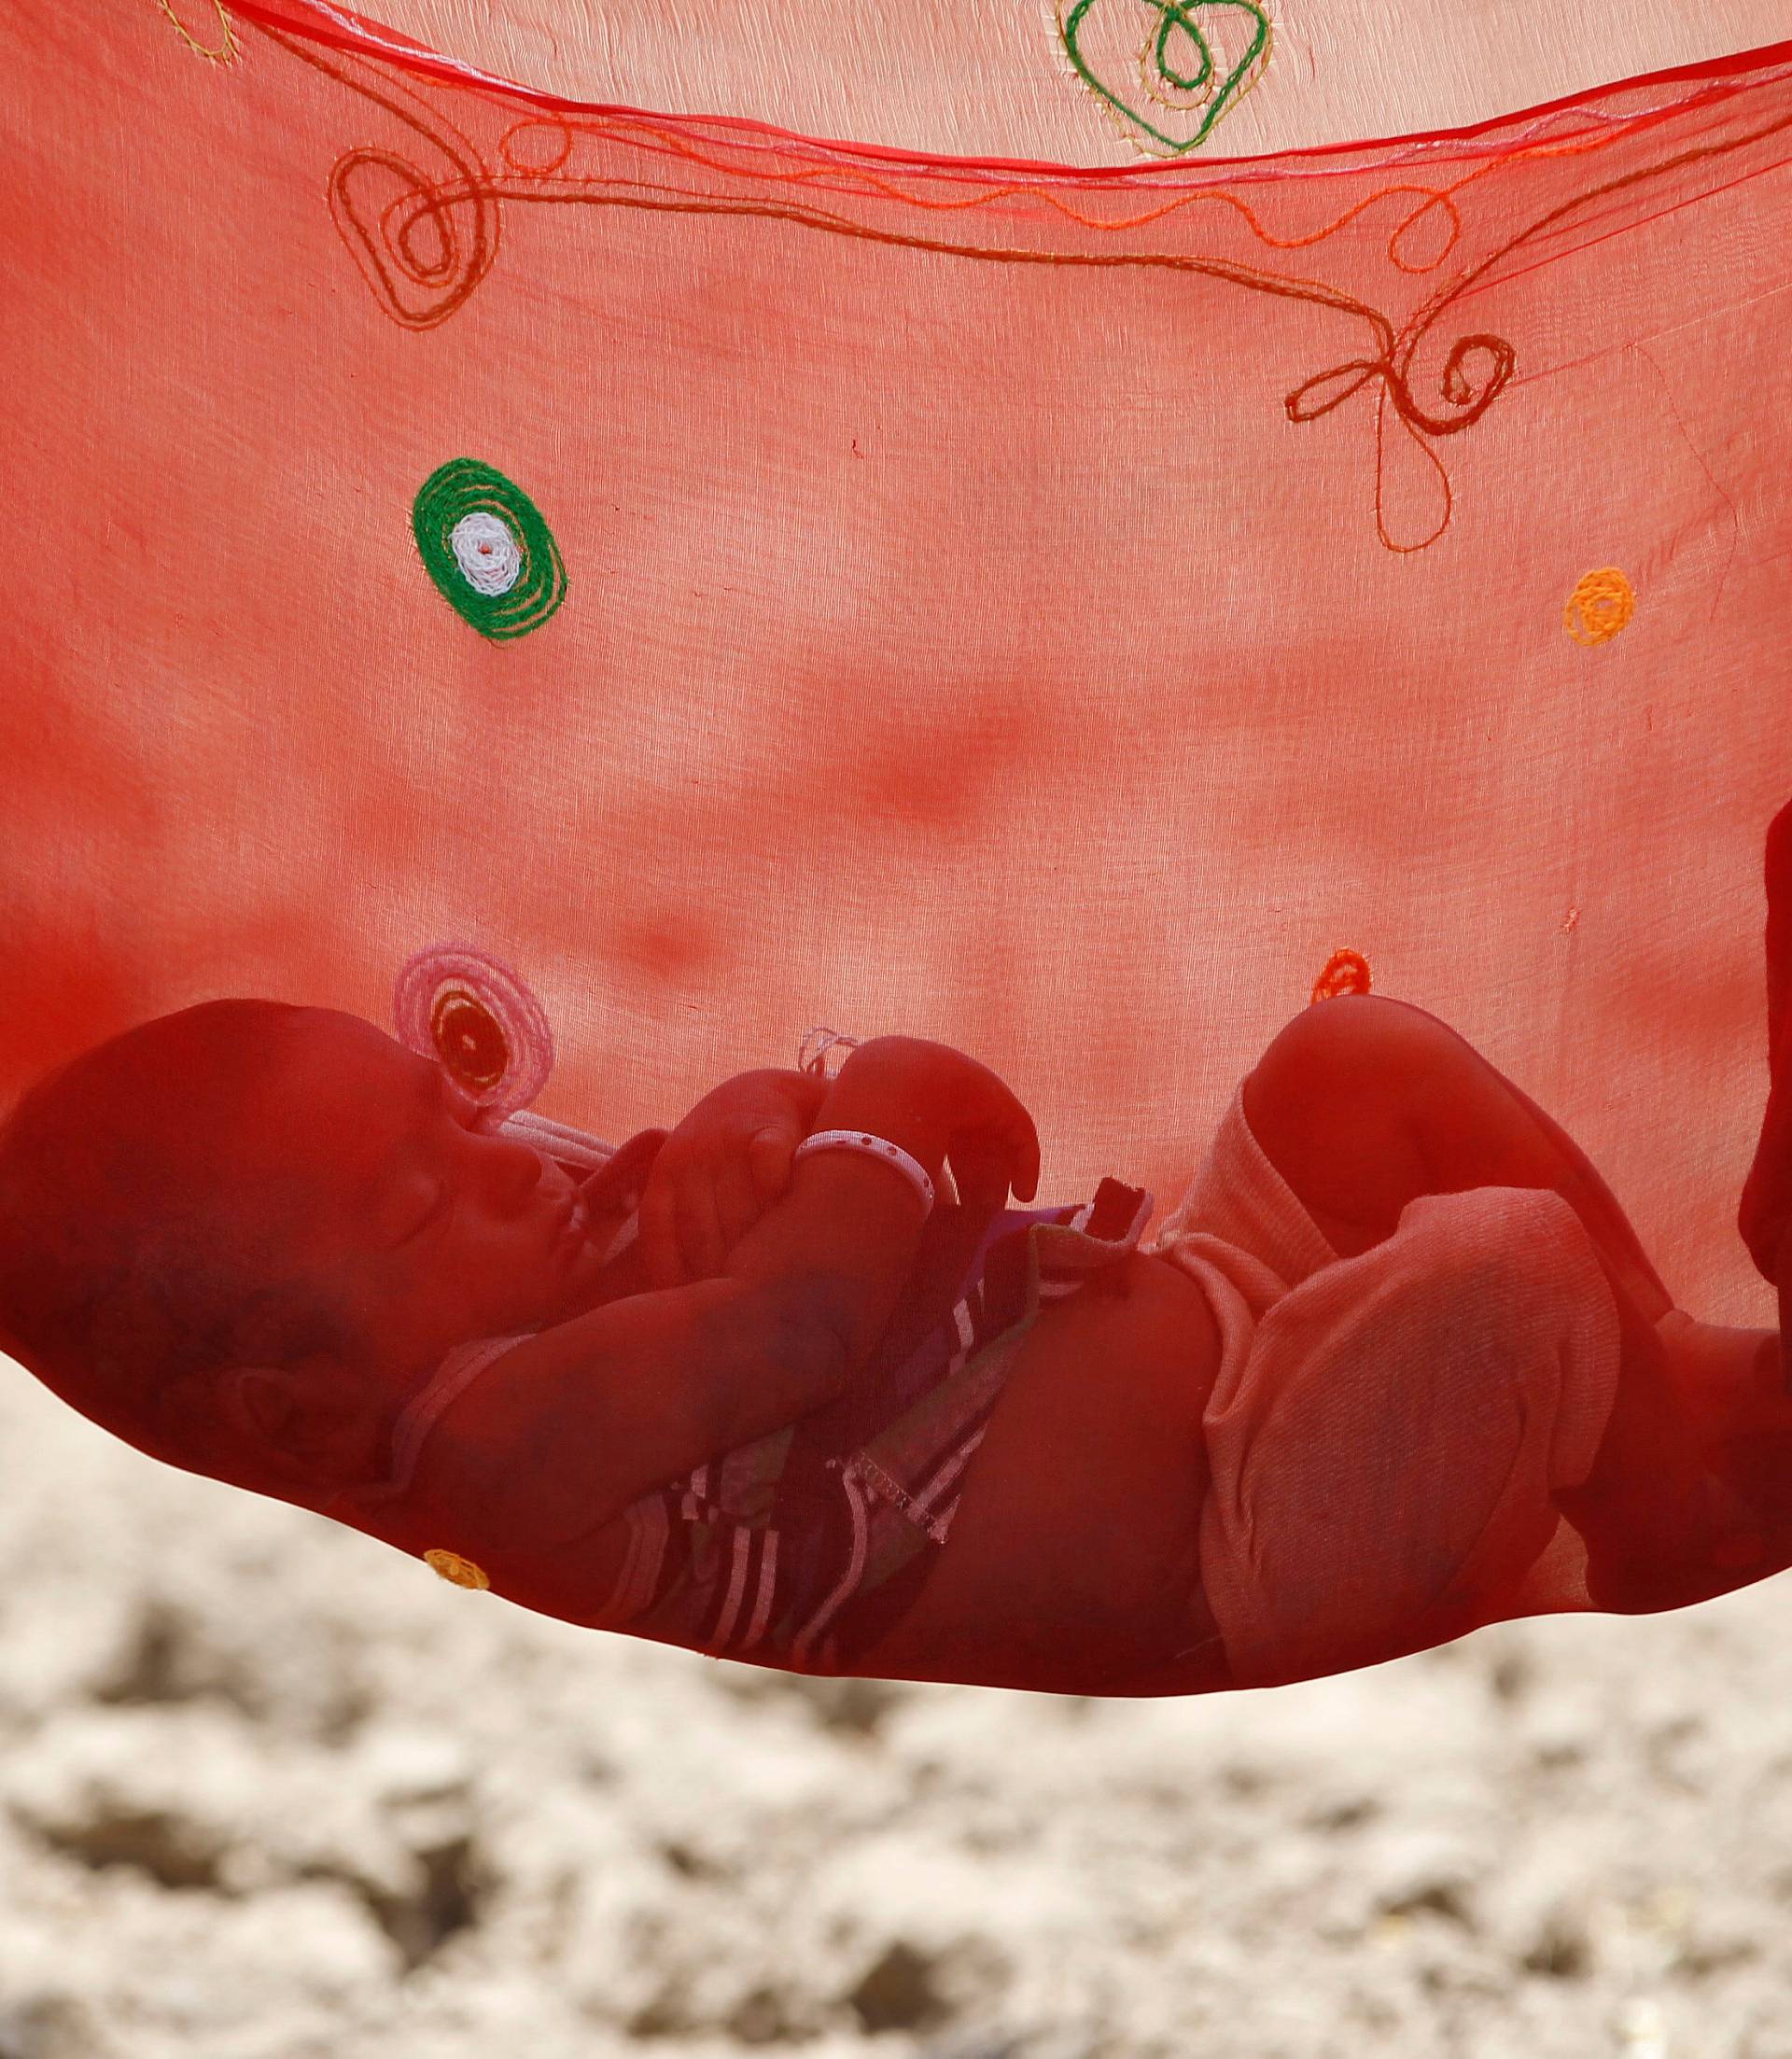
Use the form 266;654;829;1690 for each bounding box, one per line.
222;1366;298;1443
156;1364;295;1464
206;1360;363;1480
154;1363;368;1506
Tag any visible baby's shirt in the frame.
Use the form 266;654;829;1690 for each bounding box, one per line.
369;1150;1153;1672
601;1177;1152;1672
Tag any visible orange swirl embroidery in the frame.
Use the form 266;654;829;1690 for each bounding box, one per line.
265;25;498;329
244;14;1792;551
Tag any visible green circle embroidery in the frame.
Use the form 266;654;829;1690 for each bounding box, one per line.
412;457;567;640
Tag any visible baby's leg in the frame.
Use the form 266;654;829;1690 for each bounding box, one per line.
1242;992;1674;1320
1243;990;1792;1611
1739;795;1792;1311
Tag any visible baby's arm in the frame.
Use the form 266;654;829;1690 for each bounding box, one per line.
431;1272;852;1554
423;1040;1034;1569
417;1047;954;1557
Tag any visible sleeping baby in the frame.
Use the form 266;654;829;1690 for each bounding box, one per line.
3;895;1791;1696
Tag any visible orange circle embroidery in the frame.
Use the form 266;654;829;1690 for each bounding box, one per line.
1563;567;1636;647
430;987;511;1092
424;1548;491;1590
1310;948;1372;1003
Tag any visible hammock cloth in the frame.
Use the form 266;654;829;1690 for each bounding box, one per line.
5;0;1792;1689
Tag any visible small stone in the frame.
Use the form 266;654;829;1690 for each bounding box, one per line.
846;1940;952;2035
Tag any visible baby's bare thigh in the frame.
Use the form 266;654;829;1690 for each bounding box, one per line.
877;1253;1222;1689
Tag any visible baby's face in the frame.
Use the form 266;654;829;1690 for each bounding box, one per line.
246;1010;626;1390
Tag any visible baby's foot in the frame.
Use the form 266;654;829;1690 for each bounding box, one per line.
1653;1310;1779;1432
1654;1308;1792;1569
1564;1311;1784;1608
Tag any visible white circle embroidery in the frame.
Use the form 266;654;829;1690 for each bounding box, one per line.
449;511;524;595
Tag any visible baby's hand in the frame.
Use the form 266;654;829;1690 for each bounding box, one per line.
637;1068;828;1289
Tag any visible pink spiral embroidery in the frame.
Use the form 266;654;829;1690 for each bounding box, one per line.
392;943;554;1124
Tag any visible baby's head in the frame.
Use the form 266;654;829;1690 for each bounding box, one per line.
0;1000;622;1509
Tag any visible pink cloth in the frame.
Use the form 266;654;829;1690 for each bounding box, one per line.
1146;1084;1623;1688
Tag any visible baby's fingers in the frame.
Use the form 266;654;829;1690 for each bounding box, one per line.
945;1128;1013;1215
747;1125;797;1207
637;1174;688;1291
1016;1127;1041;1203
674;1178;729;1283
1003;1100;1042;1203
708;1151;762;1259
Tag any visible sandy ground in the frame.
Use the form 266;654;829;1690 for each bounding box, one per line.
3;1359;1792;2059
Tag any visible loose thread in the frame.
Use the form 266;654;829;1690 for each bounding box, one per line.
156;0;238;63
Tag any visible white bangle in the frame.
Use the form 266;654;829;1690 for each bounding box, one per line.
792;1129;934;1220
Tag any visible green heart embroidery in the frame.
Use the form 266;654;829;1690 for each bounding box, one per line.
1057;0;1272;156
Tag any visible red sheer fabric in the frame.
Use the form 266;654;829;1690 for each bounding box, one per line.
4;1;1792;1694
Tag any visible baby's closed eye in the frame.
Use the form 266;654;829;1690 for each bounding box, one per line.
383;1172;448;1246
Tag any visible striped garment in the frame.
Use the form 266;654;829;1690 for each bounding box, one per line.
595;1176;1155;1673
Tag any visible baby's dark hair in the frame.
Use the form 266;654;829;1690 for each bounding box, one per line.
0;1000;361;1463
